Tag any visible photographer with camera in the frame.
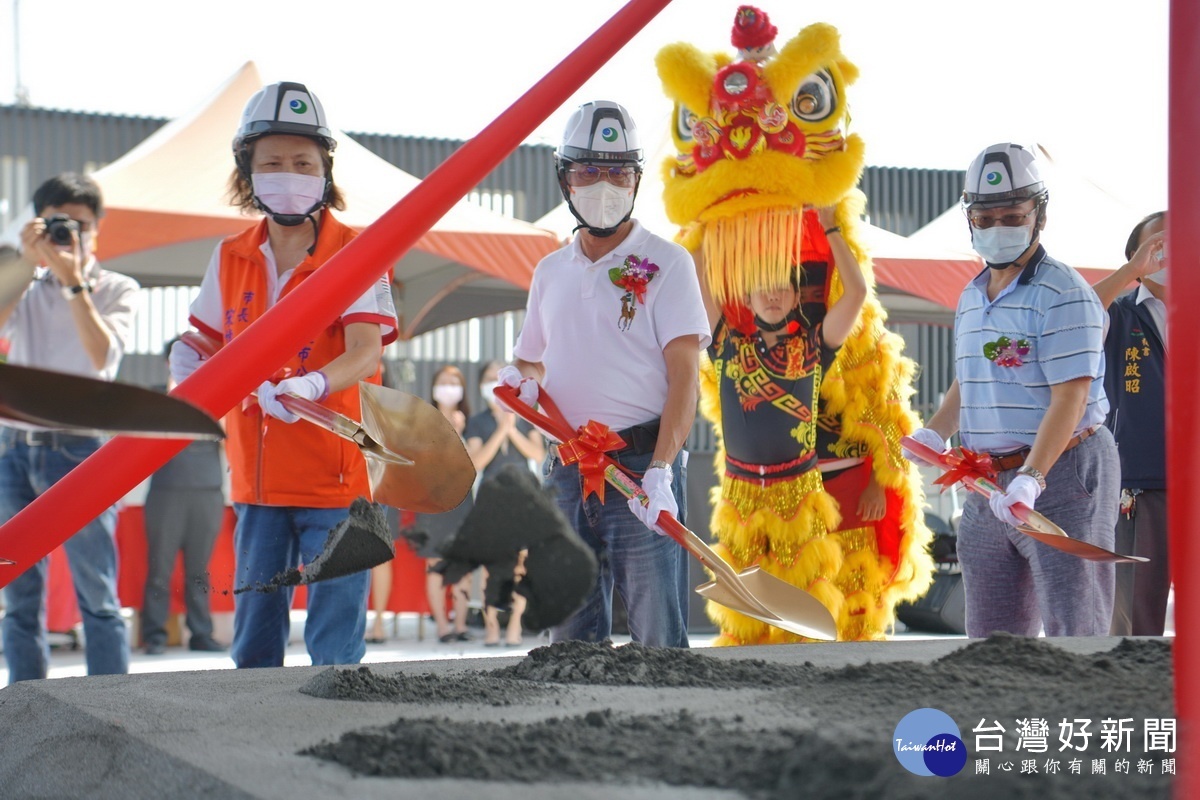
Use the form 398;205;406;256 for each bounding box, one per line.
0;173;139;683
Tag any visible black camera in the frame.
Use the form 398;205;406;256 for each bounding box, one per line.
44;214;81;246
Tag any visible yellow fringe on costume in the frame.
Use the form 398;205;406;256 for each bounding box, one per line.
661;14;935;645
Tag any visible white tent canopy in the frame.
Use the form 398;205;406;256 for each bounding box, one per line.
65;62;560;339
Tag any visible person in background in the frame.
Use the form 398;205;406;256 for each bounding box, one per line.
0;173;138;683
903;143;1118;637
1094;211;1170;635
141;337;227;655
415;364;474;643
503;101;709;647
169;82;398;668
465;360;544;645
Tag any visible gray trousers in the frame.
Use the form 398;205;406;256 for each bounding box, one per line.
1109;488;1170;636
957;428;1119;637
140;487;224;645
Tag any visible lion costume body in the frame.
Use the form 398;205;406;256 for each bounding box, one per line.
656;6;934;644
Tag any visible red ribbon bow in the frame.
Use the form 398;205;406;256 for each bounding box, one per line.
618;275;649;303
557;421;628;502
491;384;631;504
932;447;998;492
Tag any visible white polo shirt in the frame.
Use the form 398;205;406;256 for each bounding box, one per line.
513;220;710;431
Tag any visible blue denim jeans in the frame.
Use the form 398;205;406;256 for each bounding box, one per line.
544;449;690;647
231;503;369;668
0;429;129;683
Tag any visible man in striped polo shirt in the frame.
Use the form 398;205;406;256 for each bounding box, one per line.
902;143;1119;637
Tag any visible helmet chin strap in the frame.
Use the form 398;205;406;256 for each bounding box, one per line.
561;174;641;238
254;194;327;256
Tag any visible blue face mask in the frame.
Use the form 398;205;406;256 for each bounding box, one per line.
972;223;1033;267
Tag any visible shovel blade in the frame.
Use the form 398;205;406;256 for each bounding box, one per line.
696;566;838;641
0;362;224;440
358;382;476;513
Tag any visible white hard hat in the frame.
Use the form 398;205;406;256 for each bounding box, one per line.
233;81;336;154
555;100;642;167
963;143;1046;209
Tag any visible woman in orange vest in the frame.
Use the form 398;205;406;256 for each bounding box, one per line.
169;82;397;668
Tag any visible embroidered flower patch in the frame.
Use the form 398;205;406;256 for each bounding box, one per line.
983;336;1031;367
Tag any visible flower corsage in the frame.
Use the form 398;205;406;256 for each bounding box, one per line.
983;336;1031;367
609;254;659;331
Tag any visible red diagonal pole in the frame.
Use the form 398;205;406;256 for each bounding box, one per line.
1169;1;1197;796
0;0;674;587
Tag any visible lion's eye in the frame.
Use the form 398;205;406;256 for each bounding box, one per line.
791;70;837;123
675;104;697;143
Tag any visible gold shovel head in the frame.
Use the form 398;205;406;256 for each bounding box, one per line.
696;566;838;641
357;382;476;513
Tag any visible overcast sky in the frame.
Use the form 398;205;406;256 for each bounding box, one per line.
1;0;1169;208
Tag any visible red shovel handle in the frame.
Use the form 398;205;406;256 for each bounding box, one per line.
180;331;338;429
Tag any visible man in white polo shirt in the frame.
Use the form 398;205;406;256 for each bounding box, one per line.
903;143;1119;637
502;100;710;647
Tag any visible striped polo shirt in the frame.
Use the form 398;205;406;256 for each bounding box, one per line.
955;247;1109;454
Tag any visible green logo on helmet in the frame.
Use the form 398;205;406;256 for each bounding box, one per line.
289;99;308;115
986;171;1003;186
601;127;619;143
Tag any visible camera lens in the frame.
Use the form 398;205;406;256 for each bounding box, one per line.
44;215;80;247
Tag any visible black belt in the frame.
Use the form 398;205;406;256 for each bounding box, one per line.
550;418;661;462
611;418;661;457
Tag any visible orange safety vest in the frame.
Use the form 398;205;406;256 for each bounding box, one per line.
203;212;382;508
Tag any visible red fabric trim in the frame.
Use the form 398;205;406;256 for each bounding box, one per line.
343;312;400;346
189;315;223;343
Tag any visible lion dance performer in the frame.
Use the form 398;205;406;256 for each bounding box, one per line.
656;6;934;644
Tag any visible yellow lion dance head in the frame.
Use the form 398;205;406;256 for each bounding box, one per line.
658;8;867;304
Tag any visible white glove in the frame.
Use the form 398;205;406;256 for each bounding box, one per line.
628;465;677;535
497;364;538;408
257;372;328;423
168;338;204;385
901;427;948;466
989;473;1043;528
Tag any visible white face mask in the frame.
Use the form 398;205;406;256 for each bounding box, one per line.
971;223;1033;266
251;172;326;215
433;384;463;407
480;381;500;402
571;181;635;231
1144;266;1168;287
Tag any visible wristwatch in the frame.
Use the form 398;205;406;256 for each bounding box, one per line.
1016;465;1047;491
648;459;672;472
61;283;90;301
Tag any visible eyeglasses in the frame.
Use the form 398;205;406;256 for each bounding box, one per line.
967;207;1037;229
565;165;638;187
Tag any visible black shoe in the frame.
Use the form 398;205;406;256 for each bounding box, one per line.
188;636;227;652
144;641;167;656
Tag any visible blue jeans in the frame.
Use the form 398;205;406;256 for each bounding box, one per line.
0;429;129;683
544;449;690;647
231;503;369;668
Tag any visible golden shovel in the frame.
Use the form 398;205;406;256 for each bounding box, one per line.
494;383;838;641
181;332;473;512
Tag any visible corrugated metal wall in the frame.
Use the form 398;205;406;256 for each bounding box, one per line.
860;166;966;236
